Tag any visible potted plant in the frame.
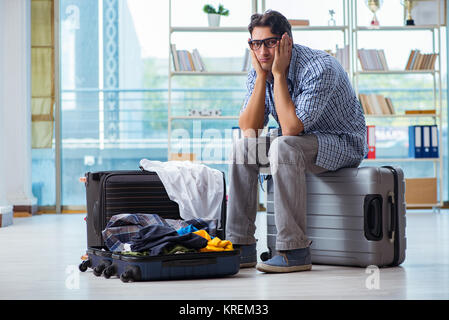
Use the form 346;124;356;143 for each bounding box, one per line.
203;4;229;27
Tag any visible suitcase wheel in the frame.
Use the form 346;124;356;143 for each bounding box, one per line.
93;260;111;277
103;264;117;279
260;249;272;262
120;266;141;283
78;259;92;272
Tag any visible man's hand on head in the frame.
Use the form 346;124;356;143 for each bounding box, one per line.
272;33;292;79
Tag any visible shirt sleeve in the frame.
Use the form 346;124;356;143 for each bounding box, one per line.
240;69;269;127
294;57;338;133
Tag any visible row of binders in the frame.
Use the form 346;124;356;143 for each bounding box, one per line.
171;44;206;72
358;49;388;71
359;94;395;115
365;125;439;159
405;50;438;71
409;125;439;158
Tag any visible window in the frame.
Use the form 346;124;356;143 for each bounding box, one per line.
31;0;448;207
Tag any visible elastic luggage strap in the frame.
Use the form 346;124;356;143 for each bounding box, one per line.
381;166;401;267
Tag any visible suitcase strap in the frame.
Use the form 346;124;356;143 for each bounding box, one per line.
387;191;396;243
381;166;401;267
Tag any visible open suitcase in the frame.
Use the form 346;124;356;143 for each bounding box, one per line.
263;166;406;267
79;169;240;282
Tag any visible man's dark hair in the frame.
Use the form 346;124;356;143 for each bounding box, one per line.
248;10;292;39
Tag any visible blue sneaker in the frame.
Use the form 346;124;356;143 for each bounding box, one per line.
234;243;257;268
256;247;312;273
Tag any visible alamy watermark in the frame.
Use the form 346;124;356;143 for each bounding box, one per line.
365;265;380;290
65;265;80;290
171;122;281;172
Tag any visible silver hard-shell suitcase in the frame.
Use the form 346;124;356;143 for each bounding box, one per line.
264;166;406;267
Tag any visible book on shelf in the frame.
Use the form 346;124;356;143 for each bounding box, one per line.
170;44;180;71
404;109;436;115
326;45;349;72
242;48;251;71
171;46;206;72
178;50;189;71
192;48;206;72
405;50;438;70
288;19;310;26
359;93;395;115
357;49;389;71
186;51;194;71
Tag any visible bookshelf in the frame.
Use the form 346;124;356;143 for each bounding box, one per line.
167;0;445;209
352;0;444;209
168;0;352;165
167;0;258;165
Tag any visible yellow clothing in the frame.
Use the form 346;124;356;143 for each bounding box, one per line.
193;230;234;252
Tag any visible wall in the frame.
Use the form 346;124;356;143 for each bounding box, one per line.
0;0;37;216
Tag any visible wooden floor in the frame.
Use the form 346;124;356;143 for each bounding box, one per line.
0;210;448;300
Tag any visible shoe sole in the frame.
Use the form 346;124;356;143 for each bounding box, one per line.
255;262;312;273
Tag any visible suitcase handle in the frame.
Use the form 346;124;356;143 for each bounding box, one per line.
162;257;217;267
364;195;383;241
387;191;396;243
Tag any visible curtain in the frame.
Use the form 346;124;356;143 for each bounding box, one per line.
31;0;54;148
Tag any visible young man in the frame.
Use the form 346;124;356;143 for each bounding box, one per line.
226;10;367;273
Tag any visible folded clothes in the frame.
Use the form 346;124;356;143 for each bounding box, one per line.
193;230;234;252
102;213;217;252
130;224;208;256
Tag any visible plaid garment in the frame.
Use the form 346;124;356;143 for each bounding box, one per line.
242;44;368;171
101;213;217;252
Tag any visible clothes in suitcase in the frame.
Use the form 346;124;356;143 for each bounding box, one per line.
263;166;406;267
79;169;240;281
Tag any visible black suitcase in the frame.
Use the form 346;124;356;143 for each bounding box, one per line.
79;169;240;281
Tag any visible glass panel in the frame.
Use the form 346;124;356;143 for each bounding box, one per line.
60;0;170;205
170;78;246;117
32;148;56;206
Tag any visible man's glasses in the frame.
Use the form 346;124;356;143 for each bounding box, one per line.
248;37;281;51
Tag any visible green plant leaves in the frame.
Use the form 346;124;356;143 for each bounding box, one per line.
203;3;229;16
